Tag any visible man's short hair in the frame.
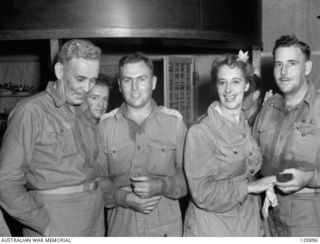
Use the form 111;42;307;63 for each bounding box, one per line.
95;74;113;90
272;35;311;60
118;52;154;75
57;39;102;64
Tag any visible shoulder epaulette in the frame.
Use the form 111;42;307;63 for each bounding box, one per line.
100;108;119;121
159;106;183;120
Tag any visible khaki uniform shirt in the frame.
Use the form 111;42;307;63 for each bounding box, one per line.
0;210;10;236
253;81;320;182
253;81;320;236
98;100;188;236
184;102;263;236
0;81;104;234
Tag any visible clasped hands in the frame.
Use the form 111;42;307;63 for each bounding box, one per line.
248;168;314;194
122;176;164;214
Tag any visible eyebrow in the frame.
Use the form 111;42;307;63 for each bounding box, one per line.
75;75;87;79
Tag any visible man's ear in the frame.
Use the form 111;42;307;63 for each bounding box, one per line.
305;60;312;76
152;76;157;90
252;90;261;101
54;62;63;80
245;83;250;92
118;78;122;92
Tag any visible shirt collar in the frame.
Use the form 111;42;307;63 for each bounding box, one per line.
271;80;316;110
304;80;317;107
116;99;159;121
207;101;249;131
46;80;68;107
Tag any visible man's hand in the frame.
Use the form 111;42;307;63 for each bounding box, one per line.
125;192;161;214
275;168;314;194
130;176;163;198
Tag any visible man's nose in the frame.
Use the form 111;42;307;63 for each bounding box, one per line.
83;81;93;93
132;79;138;90
280;64;288;76
97;99;103;108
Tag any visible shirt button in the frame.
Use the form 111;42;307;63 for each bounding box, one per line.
161;148;165;152
137;145;141;150
248;152;253;156
112;150;116;154
284;152;294;160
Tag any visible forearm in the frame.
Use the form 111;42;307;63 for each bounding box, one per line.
100;177;130;208
190;176;249;213
0;186;49;235
306;169;319;188
159;168;187;199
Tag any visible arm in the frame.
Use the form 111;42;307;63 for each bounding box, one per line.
252;108;262;142
184;125;249;213
308;169;320;188
0;105;49;235
161;119;188;199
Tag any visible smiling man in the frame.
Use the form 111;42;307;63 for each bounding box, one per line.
253;35;320;236
98;52;188;236
0;39;105;236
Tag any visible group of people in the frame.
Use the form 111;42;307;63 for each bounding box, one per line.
0;34;319;237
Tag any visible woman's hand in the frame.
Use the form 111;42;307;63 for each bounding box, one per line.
248;176;276;194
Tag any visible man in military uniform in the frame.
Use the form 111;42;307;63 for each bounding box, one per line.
0;39;105;236
254;35;320;236
98;52;187;236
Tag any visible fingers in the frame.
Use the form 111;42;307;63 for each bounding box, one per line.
280;168;296;174
131;182;150;198
131;177;151;197
262;176;277;183
139;196;161;214
275;181;293;188
131;176;148;182
277;186;297;194
120;186;133;192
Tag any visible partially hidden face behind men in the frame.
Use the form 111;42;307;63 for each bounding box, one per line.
87;84;110;119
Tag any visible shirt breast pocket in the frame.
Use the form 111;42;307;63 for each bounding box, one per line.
41;123;79;158
289;121;320;167
215;144;247;178
146;139;176;177
108;141;133;176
